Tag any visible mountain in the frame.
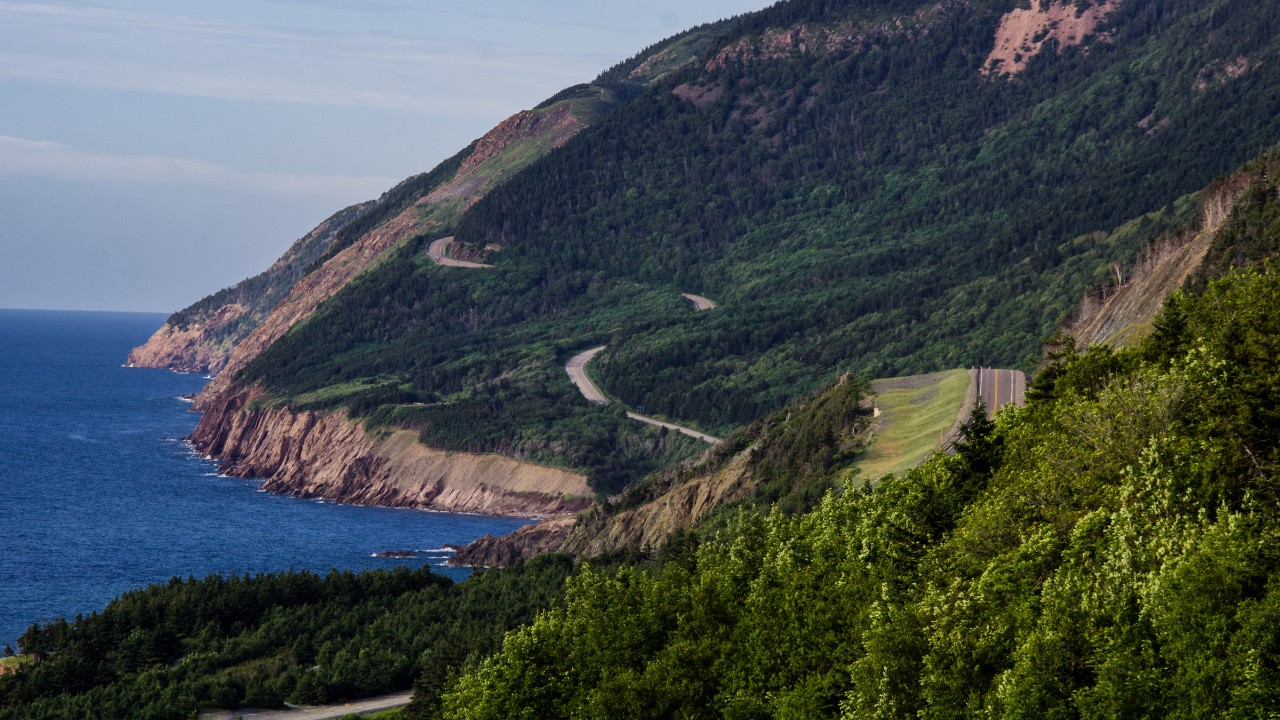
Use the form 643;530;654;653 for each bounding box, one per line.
127;22;730;379
16;0;1280;712
452;144;1280;567
145;0;1280;511
172;0;1280;509
10;147;1280;718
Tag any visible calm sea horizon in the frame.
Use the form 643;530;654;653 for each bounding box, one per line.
0;308;529;648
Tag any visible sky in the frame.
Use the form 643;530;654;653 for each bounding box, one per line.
0;0;769;313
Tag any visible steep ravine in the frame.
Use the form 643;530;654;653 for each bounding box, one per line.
191;387;592;517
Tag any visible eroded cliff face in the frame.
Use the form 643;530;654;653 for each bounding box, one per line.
1066;174;1255;348
126;304;247;374
451;450;753;567
450;517;578;567
563;451;752;556
170;97;600;522
982;0;1120;78
192;387;592;517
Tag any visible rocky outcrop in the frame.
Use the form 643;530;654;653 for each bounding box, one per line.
450;517;578;567
562;450;752;557
982;0;1120;78
191;387;593;517
1194;55;1258;93
450;448;755;567
126;304;247;374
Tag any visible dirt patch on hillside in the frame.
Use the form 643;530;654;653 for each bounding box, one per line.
673;82;724;107
983;0;1119;78
1194;55;1257;92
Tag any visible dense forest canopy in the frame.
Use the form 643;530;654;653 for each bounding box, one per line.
438;251;1280;720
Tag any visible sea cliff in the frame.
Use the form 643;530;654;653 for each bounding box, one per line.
191;387;593;517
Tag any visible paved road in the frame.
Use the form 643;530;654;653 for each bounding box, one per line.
198;691;412;720
976;367;1027;415
565;346;609;404
626;411;722;444
565;345;721;443
680;293;717;311
427;236;492;268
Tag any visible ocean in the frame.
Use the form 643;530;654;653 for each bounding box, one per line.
0;309;529;648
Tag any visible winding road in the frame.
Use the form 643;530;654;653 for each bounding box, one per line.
428;236;492;268
429;246;719;444
564;346;609;405
198;691;412;720
681;293;718;311
976;367;1028;415
564;346;722;444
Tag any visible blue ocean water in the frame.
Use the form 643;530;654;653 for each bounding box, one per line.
0;309;529;648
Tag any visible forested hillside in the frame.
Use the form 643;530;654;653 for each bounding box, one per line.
228;0;1280;490
438;228;1280;720
10;143;1280;718
0;559;576;719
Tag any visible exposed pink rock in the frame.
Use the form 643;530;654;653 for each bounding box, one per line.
983;0;1120;78
191;387;593;517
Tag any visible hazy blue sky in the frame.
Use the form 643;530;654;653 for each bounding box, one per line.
0;0;768;312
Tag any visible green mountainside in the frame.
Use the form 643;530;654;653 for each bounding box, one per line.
6;150;1280;717
440;253;1280;719
229;0;1280;493
28;0;1280;716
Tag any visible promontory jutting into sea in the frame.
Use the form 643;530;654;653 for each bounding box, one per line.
0;309;527;649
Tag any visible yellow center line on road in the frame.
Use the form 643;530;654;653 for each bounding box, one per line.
994;368;1000;413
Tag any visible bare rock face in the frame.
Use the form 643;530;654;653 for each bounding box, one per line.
126;304;247;374
982;0;1120;78
450;449;754;567
562;451;751;557
449;517;578;567
171;96;599;523
1066;174;1257;349
191;387;593;517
